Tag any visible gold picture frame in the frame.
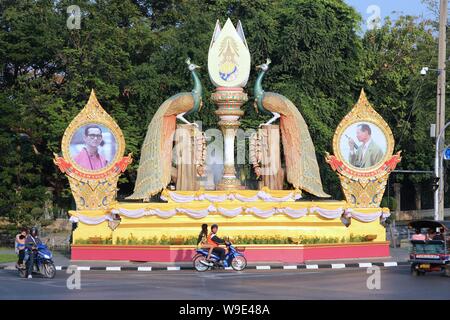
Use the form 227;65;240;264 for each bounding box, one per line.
60;90;126;179
332;89;395;176
54;89;132;210
326;89;401;207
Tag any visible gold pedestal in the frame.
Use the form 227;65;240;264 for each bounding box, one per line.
212;88;247;190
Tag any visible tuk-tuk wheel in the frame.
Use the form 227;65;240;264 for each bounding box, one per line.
411;266;425;276
445;266;450;277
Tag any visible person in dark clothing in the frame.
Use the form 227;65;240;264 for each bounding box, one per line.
432;228;445;241
207;224;229;266
25;227;42;279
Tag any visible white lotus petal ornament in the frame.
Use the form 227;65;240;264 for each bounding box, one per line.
208;18;251;88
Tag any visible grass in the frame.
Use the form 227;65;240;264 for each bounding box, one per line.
0;254;17;263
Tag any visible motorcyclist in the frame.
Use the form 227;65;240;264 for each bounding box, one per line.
25;227;42;279
207;224;230;266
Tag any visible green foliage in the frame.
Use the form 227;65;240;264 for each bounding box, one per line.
360;16;440;185
74;234;372;245
381;196;397;211
0;0;445;223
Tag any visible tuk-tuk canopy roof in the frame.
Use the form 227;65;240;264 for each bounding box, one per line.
408;220;450;231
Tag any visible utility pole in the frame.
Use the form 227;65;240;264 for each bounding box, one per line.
435;0;447;221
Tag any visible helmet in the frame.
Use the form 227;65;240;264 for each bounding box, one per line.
30;227;38;236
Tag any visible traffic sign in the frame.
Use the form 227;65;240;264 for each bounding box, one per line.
444;147;450;160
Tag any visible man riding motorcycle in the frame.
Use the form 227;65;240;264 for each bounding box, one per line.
25;227;42;279
203;224;230;267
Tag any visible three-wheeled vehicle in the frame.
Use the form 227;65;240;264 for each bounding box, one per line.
408;220;450;276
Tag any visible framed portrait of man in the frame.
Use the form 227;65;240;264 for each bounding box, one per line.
338;122;388;170
69;123;118;171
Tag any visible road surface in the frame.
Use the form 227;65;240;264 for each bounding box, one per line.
0;265;449;300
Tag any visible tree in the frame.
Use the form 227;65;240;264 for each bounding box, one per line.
360;15;443;208
3;0;443;223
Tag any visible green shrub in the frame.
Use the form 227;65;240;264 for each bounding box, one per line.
73;233;373;245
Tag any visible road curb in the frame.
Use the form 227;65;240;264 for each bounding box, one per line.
0;261;409;272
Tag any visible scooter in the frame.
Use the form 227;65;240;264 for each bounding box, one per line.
193;242;247;272
17;244;56;279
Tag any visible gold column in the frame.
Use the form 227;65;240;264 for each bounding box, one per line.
212;87;247;190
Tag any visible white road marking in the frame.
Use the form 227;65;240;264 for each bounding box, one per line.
306;264;319;269
167;266;181;271
256;266;271;270
331;264;346;269
137;267;152;271
283;265;298;270
358;263;373;268
106;267;121;271
77;266;90;271
383;262;398;267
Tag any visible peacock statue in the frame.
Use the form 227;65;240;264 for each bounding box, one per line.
254;58;330;198
127;58;203;200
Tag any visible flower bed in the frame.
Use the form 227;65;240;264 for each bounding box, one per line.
73;234;376;245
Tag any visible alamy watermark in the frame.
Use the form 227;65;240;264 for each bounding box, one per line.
171;123;281;176
67;5;81;30
366;5;382;30
366;266;381;290
66;265;81;290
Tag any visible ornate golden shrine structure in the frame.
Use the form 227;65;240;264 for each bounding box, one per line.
54;19;399;262
326;89;401;208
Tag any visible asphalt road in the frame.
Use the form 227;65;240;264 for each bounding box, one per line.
0;266;449;300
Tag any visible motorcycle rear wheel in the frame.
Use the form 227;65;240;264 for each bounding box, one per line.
17;267;27;278
193;255;210;272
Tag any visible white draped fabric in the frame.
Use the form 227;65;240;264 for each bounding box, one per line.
344;208;391;222
71;205;389;225
69;214;112;225
245;207;277;218
161;190;302;203
283;207;308;218
216;206;243;217
309;206;344;219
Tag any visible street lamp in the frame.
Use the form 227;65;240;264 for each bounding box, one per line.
434;121;450;221
420;66;442;76
421;65;447;221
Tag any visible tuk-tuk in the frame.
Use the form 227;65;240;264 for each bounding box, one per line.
408;220;450;276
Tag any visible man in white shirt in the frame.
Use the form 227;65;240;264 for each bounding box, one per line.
348;123;383;168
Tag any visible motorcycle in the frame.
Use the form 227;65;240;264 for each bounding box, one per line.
17;243;56;279
193;242;247;272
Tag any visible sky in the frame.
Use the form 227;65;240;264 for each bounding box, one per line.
344;0;436;31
